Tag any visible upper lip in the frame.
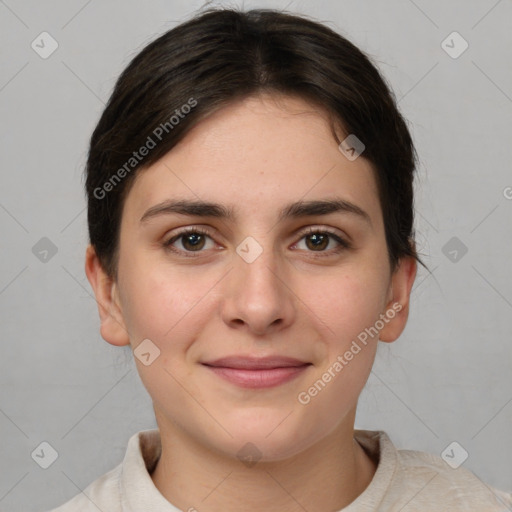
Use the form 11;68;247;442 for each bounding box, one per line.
202;355;311;370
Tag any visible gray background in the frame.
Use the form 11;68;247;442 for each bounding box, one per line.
1;0;511;510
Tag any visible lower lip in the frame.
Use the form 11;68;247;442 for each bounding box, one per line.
203;364;310;389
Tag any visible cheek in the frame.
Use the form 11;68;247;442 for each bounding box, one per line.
119;263;216;347
118;267;215;406
294;275;383;422
301;267;388;343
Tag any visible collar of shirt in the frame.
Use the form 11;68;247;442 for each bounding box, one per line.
118;428;396;511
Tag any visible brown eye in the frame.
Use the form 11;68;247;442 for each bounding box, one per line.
305;232;329;251
163;228;214;256
294;228;351;256
181;232;206;251
294;228;352;258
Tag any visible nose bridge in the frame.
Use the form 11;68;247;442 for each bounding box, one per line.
238;236;280;288
235;233;283;301
222;233;295;334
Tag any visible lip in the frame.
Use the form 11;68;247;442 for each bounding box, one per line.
201;356;312;389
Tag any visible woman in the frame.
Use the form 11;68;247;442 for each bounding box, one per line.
50;6;512;511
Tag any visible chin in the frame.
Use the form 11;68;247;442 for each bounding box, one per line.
216;410;318;463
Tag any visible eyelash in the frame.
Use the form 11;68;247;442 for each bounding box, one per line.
162;226;352;259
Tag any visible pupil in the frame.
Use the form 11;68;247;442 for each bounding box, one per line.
185;233;204;249
308;233;327;250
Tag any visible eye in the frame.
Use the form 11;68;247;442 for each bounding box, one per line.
163;227;216;257
292;227;351;256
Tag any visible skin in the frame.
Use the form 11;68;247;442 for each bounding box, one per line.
85;93;416;512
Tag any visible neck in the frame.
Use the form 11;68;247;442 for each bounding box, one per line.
150;411;377;512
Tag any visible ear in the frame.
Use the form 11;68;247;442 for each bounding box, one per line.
379;255;417;343
84;244;131;346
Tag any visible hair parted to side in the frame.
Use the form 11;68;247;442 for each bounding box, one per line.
85;6;426;280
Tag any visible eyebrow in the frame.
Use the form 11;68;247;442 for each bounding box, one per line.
140;197;372;226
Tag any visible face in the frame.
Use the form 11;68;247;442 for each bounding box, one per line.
86;93;416;462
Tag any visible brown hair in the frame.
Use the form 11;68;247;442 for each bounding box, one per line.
85;7;425;279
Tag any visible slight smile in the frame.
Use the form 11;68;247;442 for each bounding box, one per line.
201;356;313;389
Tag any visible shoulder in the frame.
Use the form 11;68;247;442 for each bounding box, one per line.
46;463;123;512
45;429;160;512
392;438;512;510
353;430;512;511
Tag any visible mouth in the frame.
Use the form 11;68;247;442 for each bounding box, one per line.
201;356;312;389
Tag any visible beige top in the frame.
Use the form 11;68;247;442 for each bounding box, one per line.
48;429;512;511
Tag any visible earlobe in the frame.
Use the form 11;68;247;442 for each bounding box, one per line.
84;244;131;347
379;256;417;343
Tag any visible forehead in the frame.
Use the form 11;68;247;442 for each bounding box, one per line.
123;94;382;228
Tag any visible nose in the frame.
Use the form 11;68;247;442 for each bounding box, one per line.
220;241;296;337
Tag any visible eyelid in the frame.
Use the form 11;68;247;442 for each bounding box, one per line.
296;225;350;242
292;226;352;253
